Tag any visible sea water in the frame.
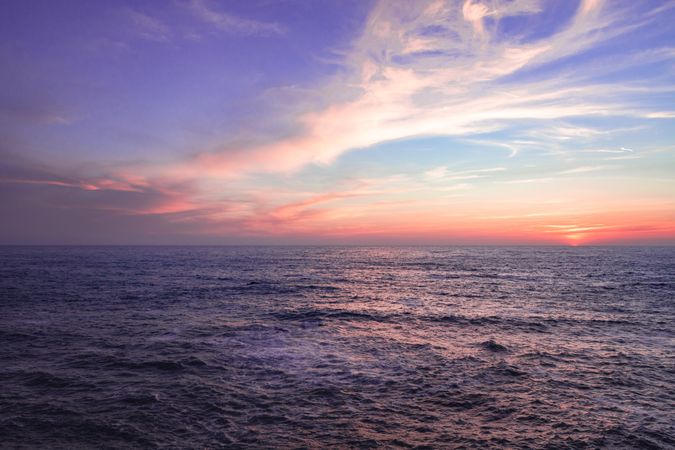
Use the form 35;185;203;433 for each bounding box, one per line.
1;246;673;448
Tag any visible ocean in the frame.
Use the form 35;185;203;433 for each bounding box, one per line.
0;246;673;448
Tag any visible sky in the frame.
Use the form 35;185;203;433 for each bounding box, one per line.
1;0;674;245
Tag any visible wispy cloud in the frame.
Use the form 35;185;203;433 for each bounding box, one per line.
125;9;171;42
184;0;285;37
424;165;448;179
125;1;284;44
646;111;675;118
175;0;672;179
558;165;613;175
0;94;72;125
0;177;99;191
583;147;634;154
504;177;553;184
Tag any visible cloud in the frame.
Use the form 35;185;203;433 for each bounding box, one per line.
504;177;552;184
540;220;675;244
558;165;612;175
424;165;447;179
124;1;284;44
0;177;99;191
125;9;171;42
462;0;492;35
462;0;541;36
175;0;671;180
0;151;203;220
441;167;507;181
184;0;285;36
583;147;634;154
0;94;72;125
646;111;675;119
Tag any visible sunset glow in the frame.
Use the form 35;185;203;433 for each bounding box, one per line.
1;0;674;244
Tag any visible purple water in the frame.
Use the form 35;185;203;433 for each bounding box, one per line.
1;246;674;448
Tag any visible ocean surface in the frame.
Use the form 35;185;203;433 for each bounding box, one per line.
0;246;673;449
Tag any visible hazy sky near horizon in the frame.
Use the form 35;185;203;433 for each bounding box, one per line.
1;0;674;245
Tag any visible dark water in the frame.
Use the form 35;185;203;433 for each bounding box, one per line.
0;246;674;449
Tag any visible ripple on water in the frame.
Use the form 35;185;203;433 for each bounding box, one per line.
0;246;674;448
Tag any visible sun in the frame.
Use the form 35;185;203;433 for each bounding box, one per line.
565;233;587;246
